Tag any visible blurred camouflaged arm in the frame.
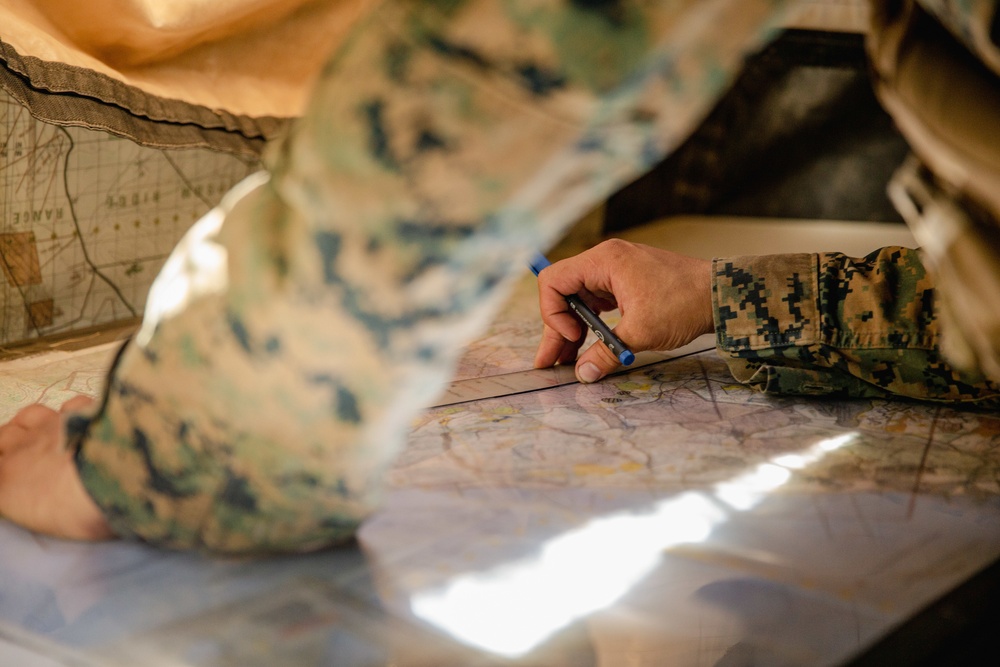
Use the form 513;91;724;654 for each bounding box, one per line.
70;0;791;554
713;247;1000;406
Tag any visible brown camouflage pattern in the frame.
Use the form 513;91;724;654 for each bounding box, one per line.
713;247;1000;406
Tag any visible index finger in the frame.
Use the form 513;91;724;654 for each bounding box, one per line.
535;261;584;344
534;322;586;369
536;251;615;340
59;395;96;414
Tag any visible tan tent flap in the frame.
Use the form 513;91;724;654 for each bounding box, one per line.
0;0;371;119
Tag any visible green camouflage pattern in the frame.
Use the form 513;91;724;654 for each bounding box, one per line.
713;247;1000;406
71;0;789;554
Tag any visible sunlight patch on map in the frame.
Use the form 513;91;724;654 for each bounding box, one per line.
714;432;856;511
409;432;859;657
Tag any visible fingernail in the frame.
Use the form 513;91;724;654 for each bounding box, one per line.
577;362;602;384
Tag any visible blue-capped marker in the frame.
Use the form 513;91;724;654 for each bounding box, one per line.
530;252;635;366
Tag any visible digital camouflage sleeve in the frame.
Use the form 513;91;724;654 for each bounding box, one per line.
712;0;1000;406
713;247;1000;406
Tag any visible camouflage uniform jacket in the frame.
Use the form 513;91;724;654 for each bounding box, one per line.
64;0;999;555
69;0;792;554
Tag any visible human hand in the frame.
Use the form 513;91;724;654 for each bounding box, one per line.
534;239;714;383
0;397;115;541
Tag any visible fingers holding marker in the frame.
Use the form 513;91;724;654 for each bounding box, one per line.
574;332;626;383
533;240;716;383
60;395;96;414
532;248;634;381
534;322;585;369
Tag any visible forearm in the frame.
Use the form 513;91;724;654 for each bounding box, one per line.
713;247;1000;404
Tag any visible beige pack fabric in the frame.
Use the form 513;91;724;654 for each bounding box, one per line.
0;0;370;116
869;0;1000;382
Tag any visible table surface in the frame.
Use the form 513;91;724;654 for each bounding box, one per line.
3;217;997;667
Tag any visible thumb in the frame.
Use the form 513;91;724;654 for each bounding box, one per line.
574;333;628;384
60;395;96;415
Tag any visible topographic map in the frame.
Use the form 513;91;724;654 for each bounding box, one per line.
1;10;998;652
0;90;259;348
406;353;1000;500
2;265;998;666
405;268;999;504
0;341;119;422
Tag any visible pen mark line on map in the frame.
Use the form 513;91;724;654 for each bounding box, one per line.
432;345;714;408
162;152;215;208
41;273;98;335
59;127;138;318
698;357;723;421
94;253;172;269
37;237;82;274
907;405;941;519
